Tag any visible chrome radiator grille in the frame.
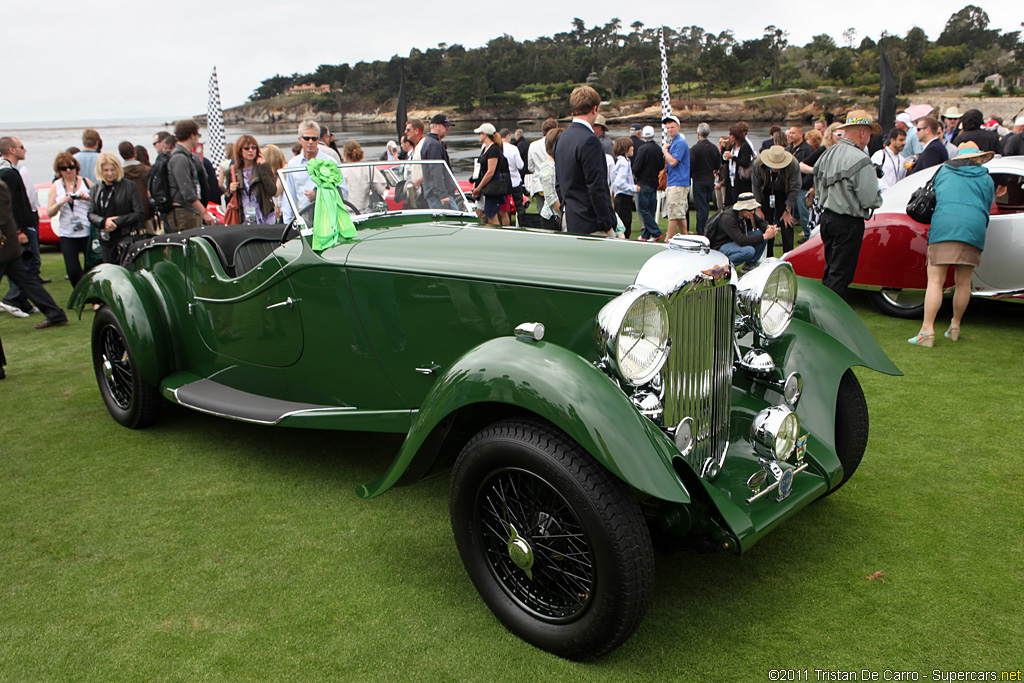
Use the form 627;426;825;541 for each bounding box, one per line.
663;281;735;478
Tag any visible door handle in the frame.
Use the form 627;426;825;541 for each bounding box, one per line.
266;297;300;310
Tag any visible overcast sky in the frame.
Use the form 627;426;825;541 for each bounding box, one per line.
4;0;1016;124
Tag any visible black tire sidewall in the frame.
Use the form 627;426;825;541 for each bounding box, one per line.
450;421;651;659
91;306;156;429
868;290;924;319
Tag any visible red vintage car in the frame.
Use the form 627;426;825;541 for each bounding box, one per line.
35;183;59;245
784;156;1024;317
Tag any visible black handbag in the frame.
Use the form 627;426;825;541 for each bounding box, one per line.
906;177;936;224
481;171;510;197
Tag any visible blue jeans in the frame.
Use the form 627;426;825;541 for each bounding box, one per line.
692;181;715;235
796;189;810;232
719;230;766;267
637;185;660;239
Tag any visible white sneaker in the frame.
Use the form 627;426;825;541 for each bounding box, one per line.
0;302;29;318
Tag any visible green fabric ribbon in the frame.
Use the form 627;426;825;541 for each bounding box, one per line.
307;158;356;251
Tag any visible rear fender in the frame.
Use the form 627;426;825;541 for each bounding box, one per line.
68;264;171;385
357;337;690;503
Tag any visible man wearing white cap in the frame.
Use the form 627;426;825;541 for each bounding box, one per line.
1001;117;1024;157
632;125;664;241
895;112;923;160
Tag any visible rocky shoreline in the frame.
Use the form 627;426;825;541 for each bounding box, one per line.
212;90;1024;128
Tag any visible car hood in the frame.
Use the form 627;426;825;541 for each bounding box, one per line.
340;224;662;295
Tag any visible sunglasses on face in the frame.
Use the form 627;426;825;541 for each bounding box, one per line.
300;136;318;142
58;165;75;171
242;146;258;151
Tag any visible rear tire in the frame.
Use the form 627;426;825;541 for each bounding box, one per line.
867;289;924;319
91;306;161;429
449;419;653;660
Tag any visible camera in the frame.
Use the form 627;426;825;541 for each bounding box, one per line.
873;164;884;179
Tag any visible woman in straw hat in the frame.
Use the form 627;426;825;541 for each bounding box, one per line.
908;142;997;346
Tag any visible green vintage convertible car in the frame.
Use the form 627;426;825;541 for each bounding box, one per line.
70;160;900;660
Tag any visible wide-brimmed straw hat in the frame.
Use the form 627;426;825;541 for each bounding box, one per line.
733;192;761;211
954;141;994;164
760;145;794;169
942;106;964;120
836;110;882;135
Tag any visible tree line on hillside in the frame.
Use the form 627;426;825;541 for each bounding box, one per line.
249;5;1022;113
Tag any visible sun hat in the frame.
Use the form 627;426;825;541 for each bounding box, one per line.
1015;116;1024;127
733;192;761;211
662;114;680;125
942;106;963;119
760;145;794;169
954;141;994;164
473;123;496;135
836;110;882;135
594;114;608;128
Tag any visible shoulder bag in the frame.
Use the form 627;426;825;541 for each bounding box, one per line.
224;166;241;225
906;176;936;224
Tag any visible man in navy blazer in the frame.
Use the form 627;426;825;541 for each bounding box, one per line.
908;116;948;175
554;86;617;235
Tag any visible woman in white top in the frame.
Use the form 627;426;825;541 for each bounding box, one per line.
610;137;637;239
46;152;92;285
341;140;387;214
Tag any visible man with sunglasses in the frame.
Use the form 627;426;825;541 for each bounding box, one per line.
281;120;348;225
908;117;948;175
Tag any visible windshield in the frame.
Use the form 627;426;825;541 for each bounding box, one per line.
278;160;471;228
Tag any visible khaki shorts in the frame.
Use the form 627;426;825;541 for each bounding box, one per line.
665;186;689;220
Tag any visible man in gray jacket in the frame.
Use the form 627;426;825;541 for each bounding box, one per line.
813;110;883;299
166;119;215;233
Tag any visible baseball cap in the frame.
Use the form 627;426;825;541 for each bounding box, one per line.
641;125;655;140
430;113;451;127
473;123;496;135
662;115;680;125
896;112;914;127
630;123;642;132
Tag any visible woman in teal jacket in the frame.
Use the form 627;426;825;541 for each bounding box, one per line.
909;143;995;346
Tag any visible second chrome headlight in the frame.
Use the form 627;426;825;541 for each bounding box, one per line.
736;259;798;339
597;288;671;386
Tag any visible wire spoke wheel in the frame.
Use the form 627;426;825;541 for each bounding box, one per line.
476;467;594;622
91;306;161;429
100;325;133;410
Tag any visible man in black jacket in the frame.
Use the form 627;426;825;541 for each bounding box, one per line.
554;86;617;235
0;137;45;317
909;117;948;175
706;193;777;270
690;123;723;235
0;179;67;330
632;126;665;241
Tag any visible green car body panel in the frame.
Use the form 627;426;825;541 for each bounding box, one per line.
69;215;898;555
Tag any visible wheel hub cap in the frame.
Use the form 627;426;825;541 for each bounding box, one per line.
506;524;534;580
102;357;113;381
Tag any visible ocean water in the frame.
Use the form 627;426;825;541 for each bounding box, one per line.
2;117;773;187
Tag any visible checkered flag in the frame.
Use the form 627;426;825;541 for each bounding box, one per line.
659;27;671;143
206;66;226;172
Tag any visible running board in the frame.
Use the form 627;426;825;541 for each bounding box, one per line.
172;379;352;425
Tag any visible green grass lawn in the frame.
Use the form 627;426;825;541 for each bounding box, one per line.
2;251;1022;681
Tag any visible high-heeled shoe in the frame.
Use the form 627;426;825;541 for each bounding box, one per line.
907;331;934;347
944;324;960;342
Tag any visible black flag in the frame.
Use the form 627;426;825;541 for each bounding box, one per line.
396;59;407;142
878;48;896;134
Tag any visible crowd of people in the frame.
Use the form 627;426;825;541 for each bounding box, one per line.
1;94;1019;377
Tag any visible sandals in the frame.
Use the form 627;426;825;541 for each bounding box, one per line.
944;324;960;342
907;331;935;347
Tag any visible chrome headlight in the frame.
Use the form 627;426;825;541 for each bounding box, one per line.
597;287;670;386
750;405;800;461
736;259;797;339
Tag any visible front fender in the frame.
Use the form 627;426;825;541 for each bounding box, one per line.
357;337;690;503
68;264;171;385
793;277;902;377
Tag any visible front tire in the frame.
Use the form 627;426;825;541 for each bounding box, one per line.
91;306;161;429
867;289;924;318
823;369;869;496
449;419;653;660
